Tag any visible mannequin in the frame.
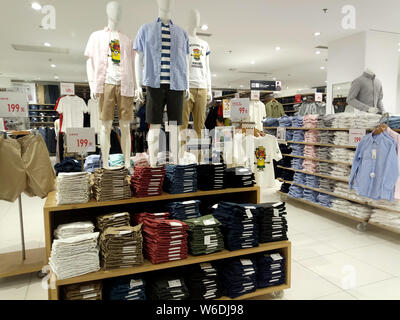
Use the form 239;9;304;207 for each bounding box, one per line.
179;9;212;155
85;1;135;169
134;0;190;167
346;68;384;114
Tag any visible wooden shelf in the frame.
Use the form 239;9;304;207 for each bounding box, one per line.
263;127;369;131
217;284;289;300
368;221;400;235
0;248;46;279
286;141;356;149
55;241;290;286
282;154;352;167
276;165;349;183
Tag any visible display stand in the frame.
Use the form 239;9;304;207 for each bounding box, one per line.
43;186;292;300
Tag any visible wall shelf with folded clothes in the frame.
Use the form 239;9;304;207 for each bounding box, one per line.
264;126;400;133
281;154;352;167
277;165;349;183
286;141;357;149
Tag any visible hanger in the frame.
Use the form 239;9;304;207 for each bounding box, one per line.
372;123;388;136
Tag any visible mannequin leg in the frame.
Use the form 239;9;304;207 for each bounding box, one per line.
148;124;161;167
169;123;179;165
120;120;132;168
100;120;113;169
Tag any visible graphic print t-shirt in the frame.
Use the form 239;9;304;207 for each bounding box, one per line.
105;31;121;85
188;36;210;89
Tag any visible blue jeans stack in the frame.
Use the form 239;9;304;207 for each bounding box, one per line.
167;200;201;220
256;202;288;243
163;164;197;194
255;252;285;288
103;276;146;300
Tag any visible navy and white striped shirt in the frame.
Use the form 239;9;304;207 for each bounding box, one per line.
160;23;171;84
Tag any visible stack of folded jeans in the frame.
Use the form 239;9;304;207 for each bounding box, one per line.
185;263;223;300
54;158;82;176
293;172;306;185
167;200;201;220
97;212;130;231
290;143;304;156
292;130;305;142
318;131;334;145
317;193;333;207
63;281;102;300
280;183;291;193
277;167;294;182
49;232;100;280
288;185;304;198
286;130;294;141
131;166;166;197
93;167;131;201
56;172;91;205
212;202;259;251
318;178;335;192
84;155;102;173
148;276;189;300
303;189;318;203
220;257;257;298
278;116;292;127
317;146;331;159
53;221;95;239
255;252;285;288
224;167;255;188
185;215;224;255
142;218;189;264
197;163;225;190
291;158;304;170
303;115;319;128
163;164;197;194
291;116;303;127
263;118;279;127
305;130;318;143
100;225;144;270
256;202;288;243
370;209;400;231
332;132;350;145
103;276;146;300
389;116;400;129
109;154;124;167
304;174;319;188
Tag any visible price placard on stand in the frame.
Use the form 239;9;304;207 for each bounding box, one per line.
230;98;250;121
315;92;323;102
276;127;286;141
251;90;260;100
222;99;231;118
0;92;28;118
60;83;75;96
66;128;95;153
349;129;366;146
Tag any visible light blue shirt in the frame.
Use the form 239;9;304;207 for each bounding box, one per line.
349;132;399;201
133;18;189;91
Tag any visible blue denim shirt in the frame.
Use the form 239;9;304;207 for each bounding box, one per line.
349;132;399;201
133;18;189;91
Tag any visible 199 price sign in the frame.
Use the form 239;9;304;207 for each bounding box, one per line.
0;92;28;117
66;128;96;153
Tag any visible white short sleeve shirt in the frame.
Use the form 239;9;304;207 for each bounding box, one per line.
188;36;210;89
56;96;88;133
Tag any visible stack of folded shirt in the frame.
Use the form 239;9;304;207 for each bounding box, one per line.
370;209;400;231
148;276;189;300
185;263;223;300
163;164;197;194
330;163;351;178
212;202;259;251
333;182;369;202
256;202;288;243
133;212;170;224
304;145;317;158
49;232;100;280
304;174;319;188
255;252;285;288
303;115;319;128
357;113;381;128
84;155;101;173
100;225;144;270
109;154;125;167
141;217;189;264
56;172;91;205
330;148;355;164
293;172;306;185
317;162;331;175
291;158;304;170
286;129;294;141
302;160;318;173
220;257;257;298
290;143;304;156
305;130;319;143
332;113;355;128
54;221;95;239
185;215;224;255
318;131;334;144
280;183;291;193
291;116;303;127
103;276;146;300
318;178;335;192
288;185;304;198
278;116;292;127
167;200;201;220
224;167;255;188
292;130;305;142
63;281;102;300
331;198;372;220
276;166;294;182
317;193;333;207
131;166;166;197
332;131;350;145
317;146;331;159
263;118;279;127
93;167;131;201
97;212;130;231
303;189;319;203
322;114;335;128
197;163;225;190
389;116;400;129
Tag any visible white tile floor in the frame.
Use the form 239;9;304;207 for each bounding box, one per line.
1;185;399;300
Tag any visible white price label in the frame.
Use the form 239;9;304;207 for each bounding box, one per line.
273;209;280;217
251;90;260;100
168;280;182;288
66;128;95;153
271;253;283;261
130;279;143;288
315;92;323;102
230;98;250;121
0;92;28;118
60;83;75;96
240;259;253;266
170;221;182;227
245;208;253;218
276;127;286;140
349;129;366;146
203;218;216;226
200;263;212;270
204;235;211;245
182;200;196;205
113;213;126;218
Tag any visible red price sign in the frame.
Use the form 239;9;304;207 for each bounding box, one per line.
0;92;28;118
230;98;250;121
239;107;248;114
349;129;366;146
77;139;89;148
66;128;95;153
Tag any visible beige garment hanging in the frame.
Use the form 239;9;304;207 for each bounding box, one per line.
37;84;45;104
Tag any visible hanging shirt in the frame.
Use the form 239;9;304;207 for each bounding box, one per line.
248;100;267;131
349;132;399;201
265;100;285;118
160;23;171;84
385;127;400;200
188;36;210;89
55;96;88;133
88;99;101;134
105;31;121;85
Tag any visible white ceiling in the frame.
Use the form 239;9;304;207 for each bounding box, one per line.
1;0;400;90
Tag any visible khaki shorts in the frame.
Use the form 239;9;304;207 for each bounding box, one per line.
0;135;56;202
180;88;207;137
99;84;134;121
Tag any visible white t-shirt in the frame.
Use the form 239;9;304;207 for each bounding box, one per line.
88;99;101;134
248;100;267;131
105;31;121;85
188;36;210;89
56;96;88;133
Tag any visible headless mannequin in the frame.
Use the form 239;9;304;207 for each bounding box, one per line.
135;0;190;167
87;1;132;169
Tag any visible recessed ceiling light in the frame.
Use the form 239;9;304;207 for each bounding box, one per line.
44;42;51;47
240;85;244;88
50;64;56;68
398;48;400;52
316;51;321;55
201;24;208;31
31;2;42;10
212;74;217;77
275;46;281;51
250;60;255;65
320;66;325;70
314;32;321;36
325;80;328;83
54;75;59;79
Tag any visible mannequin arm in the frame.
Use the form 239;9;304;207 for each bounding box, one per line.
86;58;97;100
185;55;190;101
135;52;144;103
205;54;212;102
346;80;370;112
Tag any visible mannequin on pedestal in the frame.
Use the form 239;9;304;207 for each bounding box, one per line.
85;1;135;169
134;0;190;167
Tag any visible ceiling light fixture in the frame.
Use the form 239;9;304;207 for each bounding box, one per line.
212;74;217;77
316;51;321;55
275;46;281;51
201;24;208;31
240;85;244;88
54;75;59;79
314;32;321;36
250;60;255;65
44;42;51;47
50;64;56;68
320;66;325;70
31;2;42;10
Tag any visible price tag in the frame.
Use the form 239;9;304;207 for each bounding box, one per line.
200;263;212;270
0;92;28;118
113;213;126;218
315;92;323;102
130;279;143;288
83;293;98;299
240;259;253;266
60;83;75;96
203;218;216;226
170;221;182;227
251;90;260;100
168;279;182;288
222;99;231;118
230;98;250;121
273;209;281;217
349;129;366;146
66;128;95;153
276;127;286;140
204;235;211;245
212;204;218;209
182;200;196;205
245;209;253;218
270;253;283;261
119;230;131;235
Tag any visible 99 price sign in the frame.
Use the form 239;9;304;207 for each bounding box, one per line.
0;92;28;117
66;128;95;153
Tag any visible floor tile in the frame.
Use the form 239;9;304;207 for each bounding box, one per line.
346;277;400;300
25;274;48;300
0;274;30;300
291;234;339;261
316;291;358;300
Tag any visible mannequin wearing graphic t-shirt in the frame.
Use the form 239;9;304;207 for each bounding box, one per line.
86;1;135;169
